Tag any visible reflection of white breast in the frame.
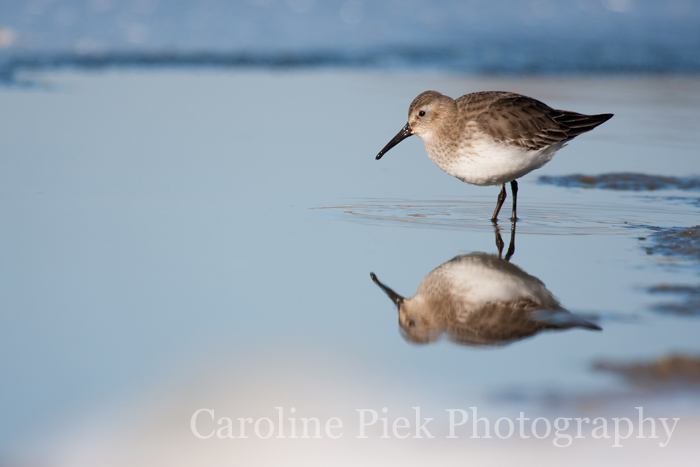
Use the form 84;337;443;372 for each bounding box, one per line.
418;253;560;312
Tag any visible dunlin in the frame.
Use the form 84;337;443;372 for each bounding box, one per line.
376;91;613;222
370;250;601;346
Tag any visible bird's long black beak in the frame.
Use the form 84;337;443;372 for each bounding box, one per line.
370;272;404;309
375;123;412;160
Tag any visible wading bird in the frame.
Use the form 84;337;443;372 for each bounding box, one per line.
376;91;613;222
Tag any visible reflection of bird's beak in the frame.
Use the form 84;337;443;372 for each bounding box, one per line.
375;123;412;160
370;273;404;309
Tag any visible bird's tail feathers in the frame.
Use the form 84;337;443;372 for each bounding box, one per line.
554;111;613;137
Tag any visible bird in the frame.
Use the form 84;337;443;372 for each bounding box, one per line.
370;251;601;347
375;91;613;222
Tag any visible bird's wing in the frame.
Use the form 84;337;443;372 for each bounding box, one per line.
458;92;613;151
447;299;549;346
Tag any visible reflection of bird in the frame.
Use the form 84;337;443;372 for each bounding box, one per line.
370;252;601;346
375;91;613;222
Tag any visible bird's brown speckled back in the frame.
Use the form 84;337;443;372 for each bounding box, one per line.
456;91;613;151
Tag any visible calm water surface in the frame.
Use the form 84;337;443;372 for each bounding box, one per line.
1;70;699;465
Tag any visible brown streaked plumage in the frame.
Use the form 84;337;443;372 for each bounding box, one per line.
376;90;613;222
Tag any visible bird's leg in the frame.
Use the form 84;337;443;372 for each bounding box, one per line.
491;184;507;222
494;224;505;259
505;219;516;262
510;180;519;222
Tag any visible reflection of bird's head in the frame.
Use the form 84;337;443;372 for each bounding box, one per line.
398;296;441;345
371;272;441;345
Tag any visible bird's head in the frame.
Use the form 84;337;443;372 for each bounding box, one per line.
407;90;455;140
375;90;455;160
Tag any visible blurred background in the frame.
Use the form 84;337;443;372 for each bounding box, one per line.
1;0;700;81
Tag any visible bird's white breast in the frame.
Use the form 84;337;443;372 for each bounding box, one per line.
423;128;564;187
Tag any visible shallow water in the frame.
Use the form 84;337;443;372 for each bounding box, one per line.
315;196;700;235
1;70;699;465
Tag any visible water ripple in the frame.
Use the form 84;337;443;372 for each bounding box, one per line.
312;198;698;236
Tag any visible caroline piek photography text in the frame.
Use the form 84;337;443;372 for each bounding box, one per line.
191;406;679;448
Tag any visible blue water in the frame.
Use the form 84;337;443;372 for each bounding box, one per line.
1;70;699;464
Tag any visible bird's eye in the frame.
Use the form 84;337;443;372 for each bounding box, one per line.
418;111;426;117
408;319;415;327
